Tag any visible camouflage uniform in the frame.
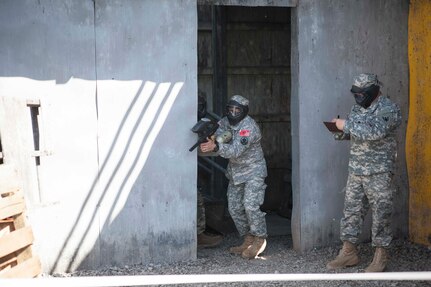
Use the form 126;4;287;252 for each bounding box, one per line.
197;191;206;235
215;96;268;238
339;75;401;248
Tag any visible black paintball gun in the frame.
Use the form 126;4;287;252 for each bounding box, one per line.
189;118;219;152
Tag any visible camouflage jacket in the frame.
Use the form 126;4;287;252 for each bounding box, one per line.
343;95;402;175
215;116;267;185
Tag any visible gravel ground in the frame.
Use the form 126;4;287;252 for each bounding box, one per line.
61;233;431;287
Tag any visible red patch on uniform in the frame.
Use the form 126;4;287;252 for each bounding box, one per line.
239;129;250;136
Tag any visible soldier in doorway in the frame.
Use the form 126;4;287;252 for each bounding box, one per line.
196;95;223;248
200;95;268;259
327;73;402;272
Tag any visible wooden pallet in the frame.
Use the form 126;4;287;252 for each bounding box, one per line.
0;164;41;278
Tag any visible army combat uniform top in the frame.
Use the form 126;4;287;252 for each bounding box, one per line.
215;115;267;185
343;95;402;175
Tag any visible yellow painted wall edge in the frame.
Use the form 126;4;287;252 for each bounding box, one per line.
407;0;431;247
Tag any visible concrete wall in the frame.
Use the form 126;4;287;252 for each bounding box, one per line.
291;0;409;252
0;0;412;271
0;0;197;273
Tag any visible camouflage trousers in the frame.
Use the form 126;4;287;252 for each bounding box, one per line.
197;191;206;235
227;177;267;238
340;172;394;247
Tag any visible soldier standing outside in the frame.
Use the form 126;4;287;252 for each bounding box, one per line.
327;73;402;272
200;95;268;259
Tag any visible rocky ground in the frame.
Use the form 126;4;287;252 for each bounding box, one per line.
63;233;431;287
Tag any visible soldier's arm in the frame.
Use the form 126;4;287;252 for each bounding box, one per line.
218;126;259;159
215;118;228;137
344;106;401;141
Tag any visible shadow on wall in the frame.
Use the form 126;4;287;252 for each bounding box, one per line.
50;80;183;273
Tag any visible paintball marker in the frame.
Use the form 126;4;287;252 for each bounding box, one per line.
189;118;219;152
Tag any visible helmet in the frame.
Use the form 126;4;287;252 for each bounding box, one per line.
350;73;382;108
226;95;249;126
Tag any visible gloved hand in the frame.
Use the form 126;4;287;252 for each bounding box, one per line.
216;130;232;144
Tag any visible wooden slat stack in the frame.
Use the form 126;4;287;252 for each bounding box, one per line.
0;164;41;278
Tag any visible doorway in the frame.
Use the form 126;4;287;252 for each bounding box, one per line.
197;5;292;236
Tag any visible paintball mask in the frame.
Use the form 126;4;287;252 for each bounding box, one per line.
351;84;380;109
350;73;382;109
225;95;249;126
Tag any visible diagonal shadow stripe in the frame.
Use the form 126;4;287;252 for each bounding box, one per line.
50;81;155;273
65;82;176;271
107;82;184;225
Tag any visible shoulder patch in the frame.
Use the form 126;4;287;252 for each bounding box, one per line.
239;129;250;137
240;137;248;145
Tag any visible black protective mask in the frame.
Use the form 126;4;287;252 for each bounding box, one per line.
226;100;248;126
351;84;380;108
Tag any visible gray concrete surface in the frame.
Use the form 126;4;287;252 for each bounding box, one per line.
0;0;197;273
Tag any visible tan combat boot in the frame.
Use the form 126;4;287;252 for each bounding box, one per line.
365;247;388;272
229;234;254;255
326;241;360;270
241;236;267;259
197;233;223;248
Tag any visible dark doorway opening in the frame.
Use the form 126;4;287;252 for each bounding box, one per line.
197;5;292;237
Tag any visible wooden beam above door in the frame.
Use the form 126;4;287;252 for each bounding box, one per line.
197;0;297;7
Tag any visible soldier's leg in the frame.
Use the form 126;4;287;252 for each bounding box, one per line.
363;172;393;272
363;172;394;247
340;173;367;244
243;177;267;237
197;190;223;248
327;173;365;269
241;177;267;259
227;181;249;236
197;191;206;235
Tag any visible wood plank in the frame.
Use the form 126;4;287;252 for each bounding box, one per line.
197;0;298;7
0;165;21;196
212;5;227;115
0;253;17;270
0;220;14;237
26;99;40;107
200;67;291;75
0;219;14;226
0;256;41;278
212;5;229;201
0;203;25;222
0;226;33;259
0;192;25;220
13;214;33;263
